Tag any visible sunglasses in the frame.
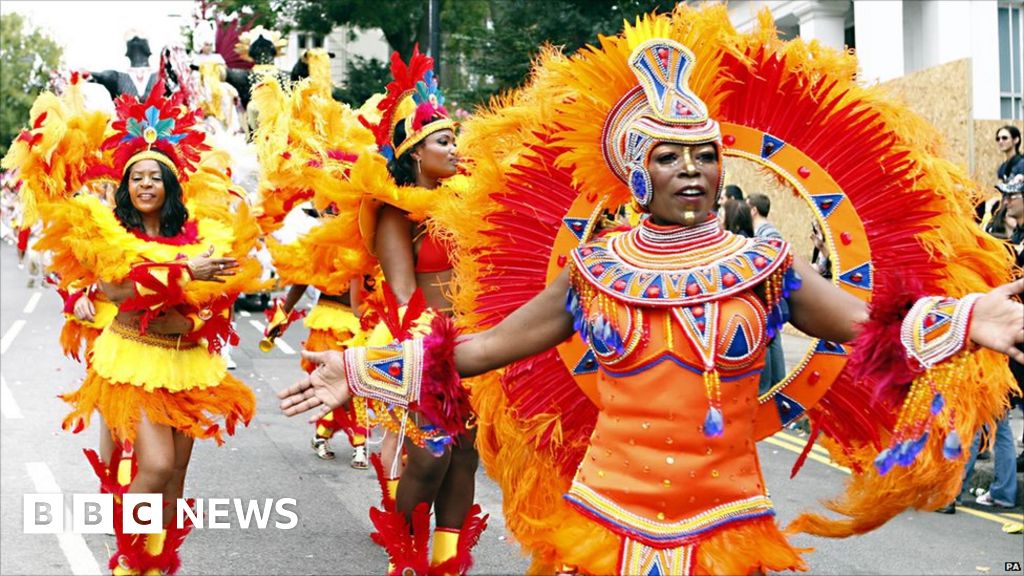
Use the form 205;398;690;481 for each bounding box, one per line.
996;135;1011;141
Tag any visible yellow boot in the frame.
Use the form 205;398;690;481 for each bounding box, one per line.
141;531;166;576
430;528;460;575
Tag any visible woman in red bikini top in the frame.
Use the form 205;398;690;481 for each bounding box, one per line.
354;48;485;571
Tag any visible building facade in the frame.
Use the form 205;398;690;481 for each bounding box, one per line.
714;0;1022;184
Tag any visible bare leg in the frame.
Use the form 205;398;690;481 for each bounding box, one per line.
432;431;478;529
380;429;403;479
395;437;451;521
129;413;177;522
163;429;194;526
98;418;115;464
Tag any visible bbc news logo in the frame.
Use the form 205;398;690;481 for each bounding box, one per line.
24;494;298;534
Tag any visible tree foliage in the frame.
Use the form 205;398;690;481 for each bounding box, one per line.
210;0;678;110
332;55;391;108
0;12;62;157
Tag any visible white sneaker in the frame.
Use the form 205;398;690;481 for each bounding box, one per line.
351;445;368;469
311;437;335;460
223;350;237;370
975;490;1015;508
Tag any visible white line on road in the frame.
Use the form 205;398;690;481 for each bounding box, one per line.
1;376;24;419
23;291;42;314
25;462;102;575
248;319;295;355
239;310;251;317
0;319;26;355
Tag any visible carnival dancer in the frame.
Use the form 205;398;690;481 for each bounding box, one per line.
276;47;488;573
280;9;1023;575
250;49;379;469
3;76;263;575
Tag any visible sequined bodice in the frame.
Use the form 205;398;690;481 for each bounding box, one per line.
564;219;790;547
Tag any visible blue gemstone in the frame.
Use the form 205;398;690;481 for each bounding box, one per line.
930;394;945;415
942;430;962;460
703;406;724;437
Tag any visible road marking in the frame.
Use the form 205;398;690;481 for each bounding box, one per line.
774;429;831;457
23;291;42;314
766;430;1024;528
248;319;295;354
25;462;102;575
239;310;251;317
0;319;26;355
763;435;850;474
1;375;24;419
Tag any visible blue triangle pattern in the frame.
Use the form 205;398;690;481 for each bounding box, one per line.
838;262;872;289
814;339;847;356
811;193;845;218
563;217;589;240
775;391;805;424
367;357;403;382
573;349;599;375
725;326;750;358
760;133;786;159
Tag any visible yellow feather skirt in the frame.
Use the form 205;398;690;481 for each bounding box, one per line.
62;321;255;445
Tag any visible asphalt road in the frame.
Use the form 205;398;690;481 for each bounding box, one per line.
1;241;1021;575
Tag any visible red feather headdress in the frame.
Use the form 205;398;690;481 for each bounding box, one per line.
362;46;454;161
101;79;209;181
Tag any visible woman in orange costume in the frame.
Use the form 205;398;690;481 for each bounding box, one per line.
4;77;262;576
281;9;1024;575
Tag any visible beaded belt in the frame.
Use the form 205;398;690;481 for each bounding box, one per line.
109;318;198;350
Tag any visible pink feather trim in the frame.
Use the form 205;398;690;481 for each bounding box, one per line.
414;314;472;439
847;279;927;408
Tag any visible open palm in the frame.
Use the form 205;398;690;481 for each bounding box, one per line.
277;349;352;422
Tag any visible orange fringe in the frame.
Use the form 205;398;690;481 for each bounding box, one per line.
60;321;101;363
300;327;352;373
62;371;254;446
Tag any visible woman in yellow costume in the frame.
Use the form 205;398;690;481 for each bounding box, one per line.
281;7;1023;575
250;49;378;469
4;76;263;575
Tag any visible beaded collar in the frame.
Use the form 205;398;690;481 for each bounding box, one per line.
571;218;790;306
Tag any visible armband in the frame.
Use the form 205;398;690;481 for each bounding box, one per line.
874;294;982;475
343;314;470;439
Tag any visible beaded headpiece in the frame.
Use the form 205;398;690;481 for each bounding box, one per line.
364;46;454;161
603;39;722;206
103;79;208;181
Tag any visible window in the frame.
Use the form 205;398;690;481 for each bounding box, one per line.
998;2;1024;119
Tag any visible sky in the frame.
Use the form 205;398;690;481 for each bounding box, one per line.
2;0;196;70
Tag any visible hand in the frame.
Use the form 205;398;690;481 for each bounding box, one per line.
969;278;1024;364
187;246;239;283
278;349;351;423
72;295;96;322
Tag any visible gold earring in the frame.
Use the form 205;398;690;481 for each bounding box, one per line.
415;158;421;174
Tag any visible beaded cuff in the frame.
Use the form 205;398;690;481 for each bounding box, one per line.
344;339;425;409
343;314;471;450
874;294;982;475
899;294;982;369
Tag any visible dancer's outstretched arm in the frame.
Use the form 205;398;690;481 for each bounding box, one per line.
789;255;1024;362
279;268;575;418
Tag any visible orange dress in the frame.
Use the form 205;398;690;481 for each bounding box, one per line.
564;218;806;574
